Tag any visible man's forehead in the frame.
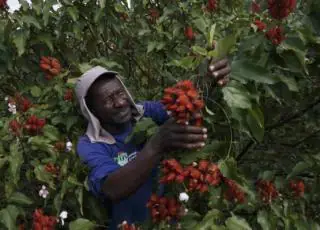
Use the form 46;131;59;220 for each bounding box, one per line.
96;77;123;95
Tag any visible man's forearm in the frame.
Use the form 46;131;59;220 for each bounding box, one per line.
102;141;161;203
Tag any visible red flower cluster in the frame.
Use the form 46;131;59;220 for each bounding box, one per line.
118;221;139;230
8;94;32;113
184;27;194;41
207;0;218;11
40;56;61;80
24;115;46;135
9;119;22;136
33;209;57;230
268;0;296;20
45;163;59;175
64;89;73;101
160;159;185;184
0;0;7;9
146;194;182;223
223;178;246;203
184;161;222;193
256;180;279;203
254;19;266;32
290;180;305;197
251;1;261;13
161;80;204;126
265;26;285;45
160;159;222;193
148;8;160;24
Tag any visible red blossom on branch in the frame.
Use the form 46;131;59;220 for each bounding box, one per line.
223;178;246;203
24;115;46;135
254;19;267;32
290;180;305;197
268;0;296;20
265;26;286;45
32;209;57;230
161;80;204;126
256;180;279;203
146;194;182;223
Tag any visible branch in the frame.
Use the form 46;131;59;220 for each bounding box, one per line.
237;97;320;161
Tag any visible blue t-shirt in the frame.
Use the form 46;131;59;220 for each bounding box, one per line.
77;101;169;229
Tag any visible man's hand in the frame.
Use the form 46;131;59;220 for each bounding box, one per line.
149;118;208;153
207;58;231;87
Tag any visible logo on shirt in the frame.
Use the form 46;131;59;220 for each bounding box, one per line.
114;151;137;166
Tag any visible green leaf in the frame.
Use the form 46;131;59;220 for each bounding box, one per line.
37;34;54;52
231;60;278;84
12;29;28;56
208;24;216;48
43;125;60;142
21;15;41;29
208;34;237;58
193;17;207;35
67;6;79;22
257;210;272;230
225;215;252;230
0;156;8;169
246;106;264;142
30;86;42;97
147;41;157;53
34;165;55;189
69;218;95;230
75;187;84;216
79;63;94;73
19;0;30;11
8;192;33;206
278;75;299;92
192;46;207;56
8;142;23;186
222;82;252;109
99;0;106;8
0;205;21;230
287;162;311;179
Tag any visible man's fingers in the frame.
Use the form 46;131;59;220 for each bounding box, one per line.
208;58;228;72
212;65;231;80
172;124;207;134
218;76;230;86
172;141;205;150
172;133;207;142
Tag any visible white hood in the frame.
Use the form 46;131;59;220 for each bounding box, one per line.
75;66;144;144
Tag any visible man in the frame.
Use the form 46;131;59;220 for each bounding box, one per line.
75;59;230;229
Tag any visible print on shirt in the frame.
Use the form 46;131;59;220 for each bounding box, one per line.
114;151;137;166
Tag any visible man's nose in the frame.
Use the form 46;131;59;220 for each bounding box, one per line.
113;97;127;108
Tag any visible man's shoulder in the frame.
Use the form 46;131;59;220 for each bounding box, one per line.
77;135;108;153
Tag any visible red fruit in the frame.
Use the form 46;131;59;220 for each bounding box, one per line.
175;174;185;183
187;89;198;99
36;119;46;128
40;63;51;71
290;180;305;197
190;168;201;179
177;95;189;105
40;56;51;64
265;26;285;45
256;180;278;203
198;160;209;171
207;0;217;11
194;100;204;109
159;197;168;205
224;178;246;203
251;1;261;13
49;68;60;76
176;105;186;112
166;172;176;182
268;0;296;20
184;26;194;40
254;19;266;32
149;8;160;18
28;115;37;124
9;119;21;136
64;89;73;101
200;184;209;193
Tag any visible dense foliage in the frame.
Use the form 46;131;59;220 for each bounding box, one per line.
0;0;319;229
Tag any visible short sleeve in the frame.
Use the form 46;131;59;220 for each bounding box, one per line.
77;136;120;197
140;101;169;125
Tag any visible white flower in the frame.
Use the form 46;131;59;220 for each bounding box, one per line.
179;192;189;202
5;96;8;101
39;185;49;199
66;141;72;152
8;103;17;114
59;210;68;226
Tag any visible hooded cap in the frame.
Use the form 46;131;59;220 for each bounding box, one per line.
75;66;144;144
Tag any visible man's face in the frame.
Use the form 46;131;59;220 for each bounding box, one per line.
89;77;132;125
